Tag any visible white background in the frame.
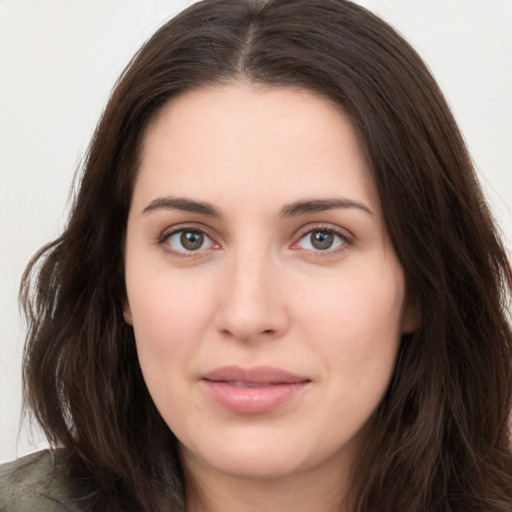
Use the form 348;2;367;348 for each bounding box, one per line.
1;0;511;464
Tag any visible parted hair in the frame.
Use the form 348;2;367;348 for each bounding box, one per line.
21;0;512;510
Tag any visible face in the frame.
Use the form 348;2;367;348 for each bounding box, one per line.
124;84;416;489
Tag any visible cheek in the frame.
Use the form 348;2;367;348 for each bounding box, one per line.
305;278;403;332
125;272;216;394
300;274;404;447
127;268;214;342
299;262;405;385
126;276;216;430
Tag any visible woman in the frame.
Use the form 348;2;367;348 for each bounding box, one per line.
1;0;511;510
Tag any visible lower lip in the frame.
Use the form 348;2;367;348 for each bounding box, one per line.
201;380;310;414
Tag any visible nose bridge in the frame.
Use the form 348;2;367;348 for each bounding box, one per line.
215;241;286;341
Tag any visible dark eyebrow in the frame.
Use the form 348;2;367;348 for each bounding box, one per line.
142;197;222;218
280;198;374;218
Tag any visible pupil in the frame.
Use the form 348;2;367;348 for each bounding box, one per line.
311;231;333;250
181;231;203;250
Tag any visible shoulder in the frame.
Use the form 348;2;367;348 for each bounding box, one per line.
0;450;85;512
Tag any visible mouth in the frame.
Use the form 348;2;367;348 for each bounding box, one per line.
224;381;280;388
200;366;311;414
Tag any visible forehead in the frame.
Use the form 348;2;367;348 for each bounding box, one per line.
144;83;359;157
134;83;379;214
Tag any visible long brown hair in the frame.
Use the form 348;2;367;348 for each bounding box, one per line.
21;0;512;510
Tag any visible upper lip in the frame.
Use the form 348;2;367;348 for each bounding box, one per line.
201;366;310;385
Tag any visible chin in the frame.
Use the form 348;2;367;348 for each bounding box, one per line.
179;424;353;484
199;450;304;481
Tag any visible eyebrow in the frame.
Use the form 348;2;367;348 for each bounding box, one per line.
142;197;222;217
280;198;374;218
141;196;374;218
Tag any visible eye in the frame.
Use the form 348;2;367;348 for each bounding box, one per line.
165;229;215;253
297;229;347;251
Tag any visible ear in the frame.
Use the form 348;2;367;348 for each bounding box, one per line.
123;301;133;325
401;295;421;334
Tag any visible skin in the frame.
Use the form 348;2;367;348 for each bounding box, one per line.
124;83;417;511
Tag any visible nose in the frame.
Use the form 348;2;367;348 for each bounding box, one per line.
214;250;289;342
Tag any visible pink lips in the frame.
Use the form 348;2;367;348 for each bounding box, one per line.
200;366;311;414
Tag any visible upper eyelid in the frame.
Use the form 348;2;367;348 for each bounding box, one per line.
292;223;353;242
159;223;216;242
299;227;348;240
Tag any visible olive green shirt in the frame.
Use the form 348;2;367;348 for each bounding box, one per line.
0;450;84;512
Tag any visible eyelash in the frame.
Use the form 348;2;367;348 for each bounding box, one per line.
158;224;218;258
157;224;353;257
292;224;352;257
